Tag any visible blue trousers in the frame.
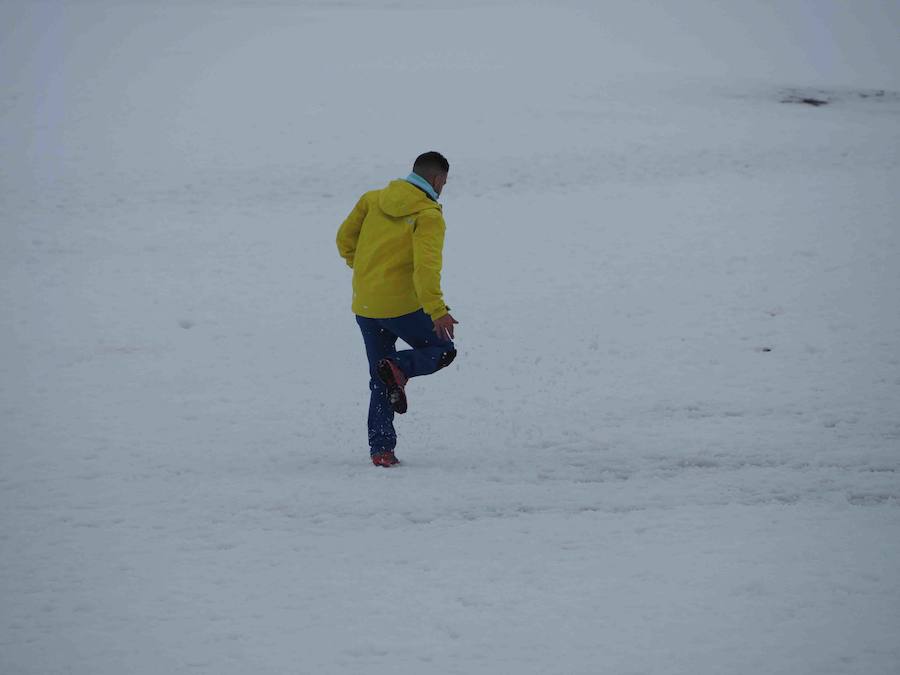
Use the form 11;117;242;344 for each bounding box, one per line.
356;310;456;455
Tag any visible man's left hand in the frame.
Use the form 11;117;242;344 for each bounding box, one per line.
433;313;458;341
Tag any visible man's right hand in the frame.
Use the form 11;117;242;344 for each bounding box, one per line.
433;313;458;341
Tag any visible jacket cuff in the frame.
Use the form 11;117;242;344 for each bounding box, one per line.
428;305;449;321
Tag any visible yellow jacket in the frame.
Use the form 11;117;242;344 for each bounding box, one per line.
336;180;449;321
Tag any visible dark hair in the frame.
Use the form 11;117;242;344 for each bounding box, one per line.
412;151;449;179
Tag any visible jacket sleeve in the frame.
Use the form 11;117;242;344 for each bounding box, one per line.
412;209;449;321
336;195;368;268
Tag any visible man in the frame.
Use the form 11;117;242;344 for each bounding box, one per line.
336;151;458;467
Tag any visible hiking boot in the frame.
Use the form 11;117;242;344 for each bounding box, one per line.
376;358;408;414
372;450;400;467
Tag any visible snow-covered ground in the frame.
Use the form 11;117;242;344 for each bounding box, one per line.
2;1;899;673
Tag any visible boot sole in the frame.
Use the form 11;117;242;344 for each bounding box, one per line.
376;360;408;414
372;459;401;467
372;454;401;467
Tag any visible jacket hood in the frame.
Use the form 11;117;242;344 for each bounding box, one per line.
379;180;442;218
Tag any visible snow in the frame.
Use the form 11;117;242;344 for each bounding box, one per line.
2;1;900;673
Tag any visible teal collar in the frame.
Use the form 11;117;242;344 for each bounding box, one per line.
404;172;439;201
